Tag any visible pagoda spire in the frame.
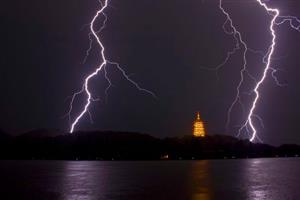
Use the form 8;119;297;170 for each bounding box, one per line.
197;112;200;120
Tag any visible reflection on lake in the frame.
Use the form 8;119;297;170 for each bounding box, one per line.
0;158;299;200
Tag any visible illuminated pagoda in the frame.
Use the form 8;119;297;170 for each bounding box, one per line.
193;112;206;137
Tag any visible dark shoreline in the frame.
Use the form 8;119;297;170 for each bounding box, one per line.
1;157;299;161
0;130;299;160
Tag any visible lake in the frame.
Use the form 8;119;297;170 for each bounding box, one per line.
0;158;299;200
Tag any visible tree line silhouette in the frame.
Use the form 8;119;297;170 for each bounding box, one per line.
0;129;299;160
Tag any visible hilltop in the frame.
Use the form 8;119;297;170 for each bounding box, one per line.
0;130;299;160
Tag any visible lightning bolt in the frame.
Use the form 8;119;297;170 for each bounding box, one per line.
240;0;278;142
217;0;250;133
244;0;300;142
68;0;156;133
203;0;300;142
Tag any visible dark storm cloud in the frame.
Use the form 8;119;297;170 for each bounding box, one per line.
1;0;300;145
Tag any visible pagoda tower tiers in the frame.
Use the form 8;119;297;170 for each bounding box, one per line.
193;112;206;137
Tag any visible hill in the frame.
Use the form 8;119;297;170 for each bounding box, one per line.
0;130;299;160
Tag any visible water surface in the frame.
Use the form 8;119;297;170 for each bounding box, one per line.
0;158;299;200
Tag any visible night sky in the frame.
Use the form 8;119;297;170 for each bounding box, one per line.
1;0;300;145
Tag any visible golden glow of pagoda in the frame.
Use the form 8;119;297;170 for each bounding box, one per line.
193;112;206;137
